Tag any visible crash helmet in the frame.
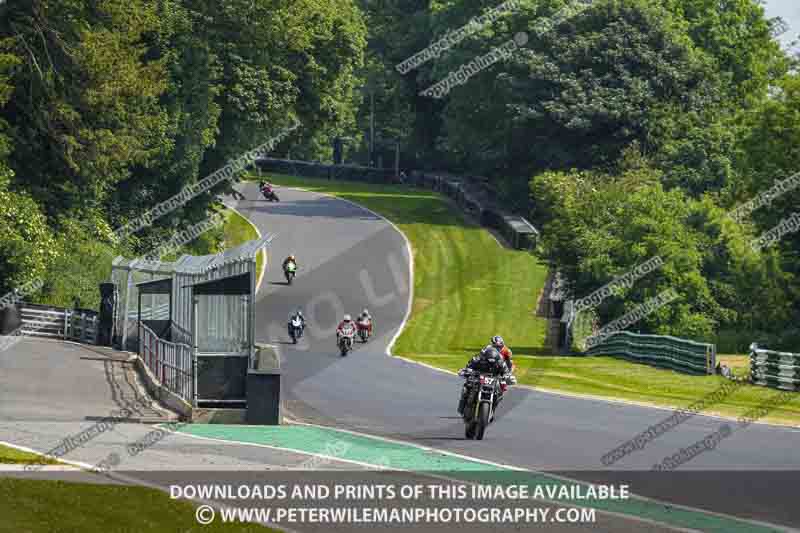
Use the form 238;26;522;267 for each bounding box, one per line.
491;335;505;349
343;314;352;322
481;346;501;359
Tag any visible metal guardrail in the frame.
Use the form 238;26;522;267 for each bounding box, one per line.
257;157;394;183
19;303;99;344
138;322;194;403
410;172;539;250
750;344;800;391
585;331;716;375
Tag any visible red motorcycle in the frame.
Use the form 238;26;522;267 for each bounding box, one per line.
356;318;372;343
261;184;280;202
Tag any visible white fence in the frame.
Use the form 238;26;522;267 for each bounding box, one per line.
19;303;99;344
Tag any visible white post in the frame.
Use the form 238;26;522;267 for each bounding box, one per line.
249;258;257;369
193;295;199;407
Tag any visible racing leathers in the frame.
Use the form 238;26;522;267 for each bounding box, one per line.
282;257;297;272
288;312;305;337
498;345;514;373
357;312;373;335
336;319;357;340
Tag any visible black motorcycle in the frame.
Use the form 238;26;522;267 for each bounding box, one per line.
288;316;304;344
460;369;503;440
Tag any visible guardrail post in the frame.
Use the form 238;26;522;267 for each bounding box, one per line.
161;342;166;385
64;309;69;340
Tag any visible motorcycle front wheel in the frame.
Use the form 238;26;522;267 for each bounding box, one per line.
476;403;490;440
465;422;477;440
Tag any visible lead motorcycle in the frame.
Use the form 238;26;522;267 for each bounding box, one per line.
459;369;505;440
261;184;280;202
338;323;356;357
288;316;304;344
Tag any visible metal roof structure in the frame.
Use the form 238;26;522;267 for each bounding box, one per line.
110;236;273;405
112;235;273;275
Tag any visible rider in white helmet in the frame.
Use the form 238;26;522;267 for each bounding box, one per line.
336;314;355;339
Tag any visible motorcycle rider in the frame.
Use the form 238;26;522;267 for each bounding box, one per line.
457;346;509;417
336;314;356;344
490;335;516;378
282;254;297;273
287;309;305;338
357;308;373;335
260;180;277;199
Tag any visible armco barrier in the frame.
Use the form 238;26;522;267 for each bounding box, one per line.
413;172;539;250
256;157;394;183
750;344;800;391
585;331;716;375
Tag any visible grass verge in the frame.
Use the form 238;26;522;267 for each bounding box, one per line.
0;444;59;465
222;207;265;279
411;354;800;425
254;173;800;426
0;478;272;532
159;206;264;279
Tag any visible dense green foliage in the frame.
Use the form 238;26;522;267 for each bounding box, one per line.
357;0;798;350
1;0;798;351
0;0;366;304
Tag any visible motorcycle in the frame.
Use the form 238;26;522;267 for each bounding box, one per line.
356;318;372;343
288;316;304;344
261;185;280;202
459;369;504;440
338;323;356;357
284;261;297;285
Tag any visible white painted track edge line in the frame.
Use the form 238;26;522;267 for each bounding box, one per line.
0;440;87;470
0;438;299;533
224;196;268;295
